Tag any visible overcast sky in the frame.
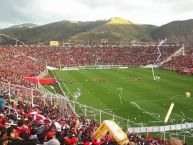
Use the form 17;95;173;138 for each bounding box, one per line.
1;0;193;28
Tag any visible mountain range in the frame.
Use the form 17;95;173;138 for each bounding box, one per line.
0;17;193;45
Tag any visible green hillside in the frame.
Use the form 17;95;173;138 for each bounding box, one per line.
0;20;106;44
152;19;193;45
1;17;193;44
70;18;156;44
0;17;156;44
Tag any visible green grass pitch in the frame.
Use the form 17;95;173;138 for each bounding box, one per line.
48;68;193;128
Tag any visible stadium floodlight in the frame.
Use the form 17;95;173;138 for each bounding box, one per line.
0;33;25;45
152;38;167;80
164;102;174;123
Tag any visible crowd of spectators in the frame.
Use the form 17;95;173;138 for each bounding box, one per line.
0;92;175;145
128;45;179;66
0;46;45;87
0;44;191;144
161;48;193;71
17;45;179;68
18;46;132;67
0;44;182;88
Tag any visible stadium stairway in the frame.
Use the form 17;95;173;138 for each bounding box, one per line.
160;45;185;65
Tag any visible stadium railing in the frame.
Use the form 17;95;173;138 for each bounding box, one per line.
0;81;136;129
0;81;70;114
128;123;193;133
1;81;193;135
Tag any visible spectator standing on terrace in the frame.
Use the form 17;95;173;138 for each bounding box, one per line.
0;98;5;113
0;127;8;145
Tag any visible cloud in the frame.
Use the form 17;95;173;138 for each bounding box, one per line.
76;0;121;8
0;0;193;28
0;0;40;23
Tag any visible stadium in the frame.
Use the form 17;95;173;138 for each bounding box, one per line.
1;1;193;144
0;33;193;145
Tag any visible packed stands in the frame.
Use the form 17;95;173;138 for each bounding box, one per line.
128;45;179;66
0;44;191;145
0;46;45;87
17;45;179;67
161;48;193;74
0;87;180;145
0;44;183;87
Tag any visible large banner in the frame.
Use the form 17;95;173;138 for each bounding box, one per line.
24;77;57;85
128;122;193;133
